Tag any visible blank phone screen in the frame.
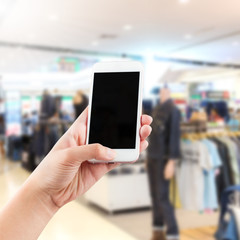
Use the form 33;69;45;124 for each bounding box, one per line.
88;72;140;149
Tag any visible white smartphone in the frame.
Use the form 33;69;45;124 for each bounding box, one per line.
86;61;143;163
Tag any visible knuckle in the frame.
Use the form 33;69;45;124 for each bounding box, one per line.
93;144;103;157
66;148;73;159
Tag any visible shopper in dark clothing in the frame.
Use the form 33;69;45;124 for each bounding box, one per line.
40;90;57;120
36;90;59;162
0;114;5;158
147;88;181;240
73;90;89;120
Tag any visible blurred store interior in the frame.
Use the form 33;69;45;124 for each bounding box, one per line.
1;0;240;240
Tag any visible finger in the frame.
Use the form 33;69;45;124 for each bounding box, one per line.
101;162;121;173
53;107;89;150
66;144;116;164
69;106;89;132
73;106;88;145
93;163;120;181
140;140;149;153
141;115;153;126
140;125;152;141
75;107;88;124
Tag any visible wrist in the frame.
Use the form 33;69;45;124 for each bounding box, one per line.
0;176;59;240
23;177;59;219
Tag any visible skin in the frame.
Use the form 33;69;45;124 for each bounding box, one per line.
0;107;152;240
160;88;176;180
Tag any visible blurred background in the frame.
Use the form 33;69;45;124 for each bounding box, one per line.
1;0;240;239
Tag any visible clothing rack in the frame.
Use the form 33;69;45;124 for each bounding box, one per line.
38;119;73;125
181;123;239;134
178;122;240;213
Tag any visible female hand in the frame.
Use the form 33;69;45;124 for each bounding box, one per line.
30;108;153;208
0;107;152;240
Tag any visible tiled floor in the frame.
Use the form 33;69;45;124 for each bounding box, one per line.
0;159;217;240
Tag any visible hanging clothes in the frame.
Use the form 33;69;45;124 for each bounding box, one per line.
169;177;182;209
216;137;240;185
178;133;240;212
177;140;212;212
210;137;234;194
201;139;222;210
231;138;240;173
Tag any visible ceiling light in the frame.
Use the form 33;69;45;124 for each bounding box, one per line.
91;41;99;47
49;14;59;21
179;0;190;3
184;34;192;40
123;25;133;31
232;41;239;46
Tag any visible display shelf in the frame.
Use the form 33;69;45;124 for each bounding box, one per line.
84;164;151;213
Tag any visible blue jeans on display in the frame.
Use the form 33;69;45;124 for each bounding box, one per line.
147;158;179;236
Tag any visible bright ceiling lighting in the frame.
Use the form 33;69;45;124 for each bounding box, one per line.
179;0;190;4
123;24;133;31
91;41;99;47
184;34;192;40
49;14;59;21
0;5;7;15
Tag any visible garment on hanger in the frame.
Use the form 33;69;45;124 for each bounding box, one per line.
177;131;240;212
216;137;240;185
201;139;222;210
177;140;212;211
169;178;182;209
210;138;234;191
231;138;240;172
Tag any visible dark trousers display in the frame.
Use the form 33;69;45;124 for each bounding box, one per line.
147;158;179;236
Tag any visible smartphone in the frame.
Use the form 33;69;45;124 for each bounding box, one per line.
86;61;143;163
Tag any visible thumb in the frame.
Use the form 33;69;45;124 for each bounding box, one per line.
65;144;116;164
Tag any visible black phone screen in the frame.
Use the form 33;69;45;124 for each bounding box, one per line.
88;72;140;149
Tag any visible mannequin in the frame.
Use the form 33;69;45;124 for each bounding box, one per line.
147;88;181;240
160;89;176;181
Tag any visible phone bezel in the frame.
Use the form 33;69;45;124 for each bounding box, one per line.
86;61;143;163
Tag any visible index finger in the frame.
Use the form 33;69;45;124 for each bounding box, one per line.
141;115;153;126
73;106;89;125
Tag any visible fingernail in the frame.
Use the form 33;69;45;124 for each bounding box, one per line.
106;148;116;160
